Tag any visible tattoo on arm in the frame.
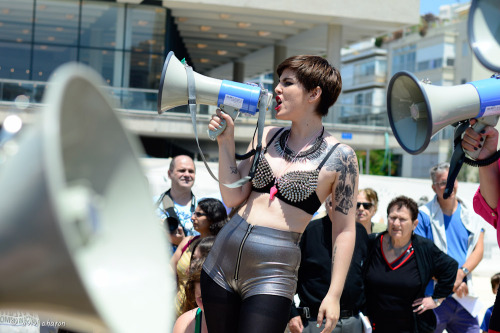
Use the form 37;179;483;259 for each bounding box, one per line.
229;166;238;174
326;145;358;215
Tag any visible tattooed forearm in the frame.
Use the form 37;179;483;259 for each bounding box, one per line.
326;145;358;215
229;166;238;174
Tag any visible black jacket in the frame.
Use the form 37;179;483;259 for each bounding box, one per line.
290;217;368;319
365;232;458;333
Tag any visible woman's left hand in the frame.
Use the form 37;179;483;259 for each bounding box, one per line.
316;294;339;333
412;297;436;315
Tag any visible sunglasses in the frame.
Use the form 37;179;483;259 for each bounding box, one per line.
192;211;207;217
357;202;374;209
433;181;447;188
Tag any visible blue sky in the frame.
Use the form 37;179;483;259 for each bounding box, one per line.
420;0;470;15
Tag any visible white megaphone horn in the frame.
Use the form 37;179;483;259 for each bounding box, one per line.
468;0;500;73
387;71;500;156
158;51;272;140
0;63;174;332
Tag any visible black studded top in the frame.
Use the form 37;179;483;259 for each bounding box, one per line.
251;128;339;215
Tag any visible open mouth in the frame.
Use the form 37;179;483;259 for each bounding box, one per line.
275;96;282;111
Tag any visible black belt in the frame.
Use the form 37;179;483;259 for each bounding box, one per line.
298;307;357;320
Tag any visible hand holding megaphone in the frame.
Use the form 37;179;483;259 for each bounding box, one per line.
462;118;500;160
208;108;235;141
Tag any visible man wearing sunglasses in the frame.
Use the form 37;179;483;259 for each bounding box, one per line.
415;162;484;333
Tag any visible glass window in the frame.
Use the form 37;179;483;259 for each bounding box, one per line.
355;93;363;105
417;60;429;71
0;42;31;80
364;92;372;106
33;0;79;46
80;48;123;87
126;5;165;54
32;44;77;81
80;1;125;50
0;0;34;43
446;58;455;66
127;51;163;89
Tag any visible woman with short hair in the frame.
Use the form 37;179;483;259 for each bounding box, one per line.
364;196;457;332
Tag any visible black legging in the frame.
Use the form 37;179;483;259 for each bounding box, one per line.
200;270;292;333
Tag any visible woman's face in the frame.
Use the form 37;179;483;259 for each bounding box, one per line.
387;205;417;243
274;68;311;120
195;282;203;311
192;206;210;234
355;192;376;224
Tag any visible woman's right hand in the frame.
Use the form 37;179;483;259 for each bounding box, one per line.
462;119;499;160
208;108;235;142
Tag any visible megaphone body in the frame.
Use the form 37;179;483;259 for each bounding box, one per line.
468;0;500;73
158;51;273;140
387;70;500;155
0;64;174;332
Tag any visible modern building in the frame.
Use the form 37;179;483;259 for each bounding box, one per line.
383;2;492;178
0;0;419;161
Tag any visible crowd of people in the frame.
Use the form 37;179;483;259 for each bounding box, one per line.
162;155;495;333
156;54;498;333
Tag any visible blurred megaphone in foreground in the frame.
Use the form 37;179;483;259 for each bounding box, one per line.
0;63;174;332
468;0;500;73
158;51;272;140
387;70;500;157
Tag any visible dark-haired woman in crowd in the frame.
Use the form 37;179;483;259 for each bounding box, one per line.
364;196;457;332
171;198;227;317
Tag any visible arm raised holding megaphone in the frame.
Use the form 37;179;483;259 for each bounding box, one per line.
462;119;500;208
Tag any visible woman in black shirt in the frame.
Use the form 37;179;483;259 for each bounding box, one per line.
364;196;457;333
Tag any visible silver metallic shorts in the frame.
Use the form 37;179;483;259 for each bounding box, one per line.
202;214;302;301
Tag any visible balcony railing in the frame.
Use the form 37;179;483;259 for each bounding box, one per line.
0;78;391;129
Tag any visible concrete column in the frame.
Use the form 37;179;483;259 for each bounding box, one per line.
326;24;343;123
326;24;343;70
273;45;287;89
232;61;245;83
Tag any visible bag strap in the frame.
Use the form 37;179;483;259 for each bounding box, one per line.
184;65;268;188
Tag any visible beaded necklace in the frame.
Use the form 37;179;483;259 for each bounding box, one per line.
270;126;324;200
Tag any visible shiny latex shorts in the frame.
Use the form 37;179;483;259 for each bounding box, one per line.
202;214;302;301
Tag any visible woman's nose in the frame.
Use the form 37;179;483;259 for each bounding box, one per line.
275;83;282;94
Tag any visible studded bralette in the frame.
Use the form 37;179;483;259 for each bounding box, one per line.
251;128;340;215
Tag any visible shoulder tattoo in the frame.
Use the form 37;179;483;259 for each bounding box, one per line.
326;145;358;215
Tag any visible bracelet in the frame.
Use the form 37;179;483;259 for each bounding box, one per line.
433;298;441;307
460;267;470;276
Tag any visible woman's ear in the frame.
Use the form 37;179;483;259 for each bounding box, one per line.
308;86;322;103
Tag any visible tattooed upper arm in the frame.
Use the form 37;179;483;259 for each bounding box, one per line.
325;144;358;215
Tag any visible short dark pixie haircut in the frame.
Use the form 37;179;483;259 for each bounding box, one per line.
387;195;419;221
277;55;342;117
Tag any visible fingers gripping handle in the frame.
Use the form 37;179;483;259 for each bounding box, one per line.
465;115;499;159
208;106;239;141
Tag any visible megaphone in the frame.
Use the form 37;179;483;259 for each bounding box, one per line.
387;70;500;155
158;51;272;140
0;64;174;332
468;0;500;73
